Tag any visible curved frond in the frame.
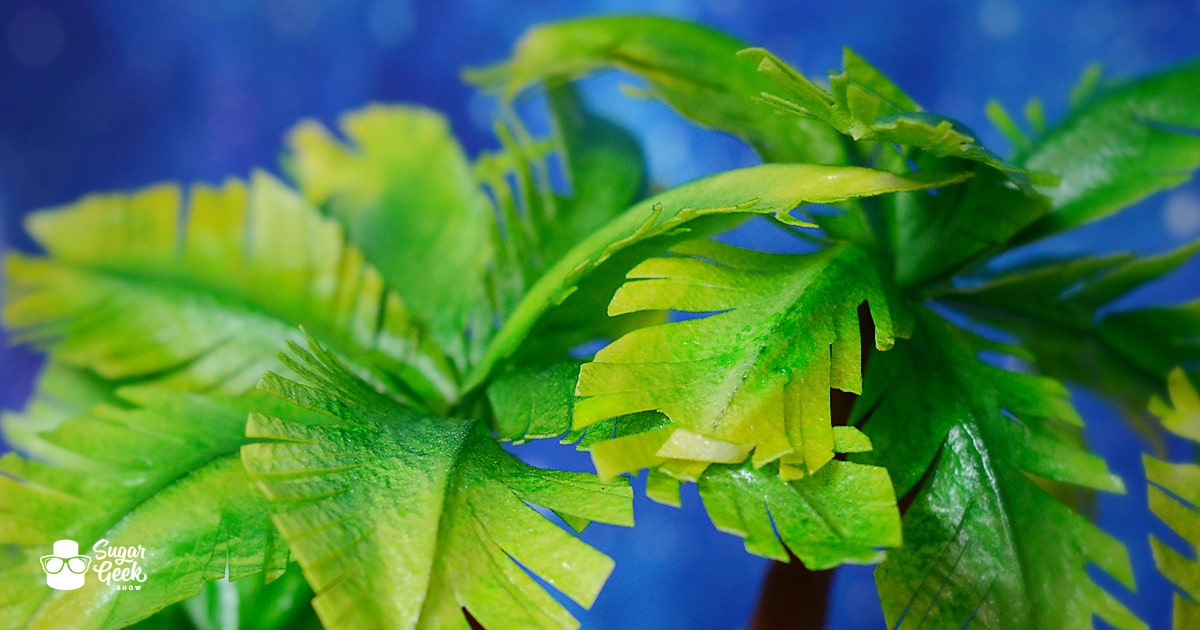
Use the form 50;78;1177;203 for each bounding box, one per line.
0;388;302;629
241;339;633;630
466;15;846;164
285;106;492;365
3;173;455;410
857;312;1142;629
466;163;965;389
577;238;899;475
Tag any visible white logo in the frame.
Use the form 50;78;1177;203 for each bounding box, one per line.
40;539;91;591
39;539;150;591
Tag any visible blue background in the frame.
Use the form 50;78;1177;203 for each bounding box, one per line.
1;1;1198;628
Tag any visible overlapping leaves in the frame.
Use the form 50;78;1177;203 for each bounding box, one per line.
0;372;298;629
466;15;846;164
855;313;1141;630
285;105;492;365
241;339;632;630
466;162;964;390
576;238;899;476
944;242;1200;441
2;173;454;410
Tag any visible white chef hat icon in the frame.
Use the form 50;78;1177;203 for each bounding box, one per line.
40;539;91;591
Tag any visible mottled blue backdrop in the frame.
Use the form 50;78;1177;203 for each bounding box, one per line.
1;1;1198;628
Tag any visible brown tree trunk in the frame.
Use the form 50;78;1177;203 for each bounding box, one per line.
749;304;876;630
749;559;835;630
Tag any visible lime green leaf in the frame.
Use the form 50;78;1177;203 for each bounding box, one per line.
467;163;966;390
0;387;298;629
697;459;900;568
3;174;455;411
576;239;899;475
857;313;1138;629
242;339;633;630
1146;367;1200;629
1015;59;1200;243
285;105;492;363
466;15;845;164
1153;367;1200;440
943;242;1200;440
578;414;900;568
742;48;1035;184
1;362;117;461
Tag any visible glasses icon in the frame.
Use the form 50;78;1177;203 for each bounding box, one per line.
40;555;91;575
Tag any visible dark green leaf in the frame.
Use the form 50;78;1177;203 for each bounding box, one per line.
1015;59;1200;243
856;312;1139;629
942;242;1200;440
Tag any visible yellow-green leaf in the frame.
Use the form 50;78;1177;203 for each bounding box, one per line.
242;339;632;630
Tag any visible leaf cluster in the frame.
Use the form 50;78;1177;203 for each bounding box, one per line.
3;13;1199;630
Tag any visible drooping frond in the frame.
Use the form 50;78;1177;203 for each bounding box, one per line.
943;241;1200;444
1013;59;1200;243
3;173;455;411
465;162;966;389
0;385;304;629
466;15;846;165
857;312;1142;630
241;338;633;630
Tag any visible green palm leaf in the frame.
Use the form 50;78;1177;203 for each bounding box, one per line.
0;387;308;629
472;83;659;364
576;238;900;476
466;15;846;165
857;312;1141;629
696;458;900;568
742;48;1037;186
1014;60;1200;243
466;162;966;390
943;241;1200;442
284;106;493;366
241;338;633;630
3;173;454;411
